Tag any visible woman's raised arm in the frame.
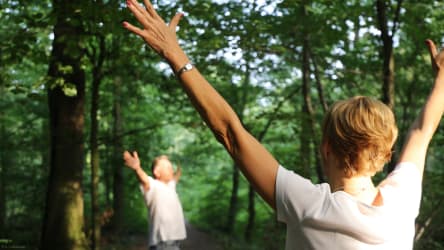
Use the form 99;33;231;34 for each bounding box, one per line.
397;40;444;177
123;0;279;208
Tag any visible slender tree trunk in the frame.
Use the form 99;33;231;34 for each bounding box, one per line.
41;117;50;176
112;77;124;232
376;0;403;109
308;47;328;113
88;34;106;250
103;150;114;208
300;34;313;178
226;65;251;234
380;34;395;109
307;45;326;183
306;49;328;183
414;198;443;242
244;185;255;241
0;162;4;237
244;107;281;240
376;0;403;172
90;73;101;250
104;154;111;206
41;1;88;249
0;81;7;236
0;111;6;235
226;164;239;234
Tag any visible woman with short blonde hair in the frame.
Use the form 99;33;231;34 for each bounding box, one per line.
122;1;444;248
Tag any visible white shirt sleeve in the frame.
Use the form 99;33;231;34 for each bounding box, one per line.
378;162;422;216
276;165;331;223
140;176;155;206
168;180;177;190
276;162;422;223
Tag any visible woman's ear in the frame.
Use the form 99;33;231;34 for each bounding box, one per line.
321;141;330;158
320;140;332;181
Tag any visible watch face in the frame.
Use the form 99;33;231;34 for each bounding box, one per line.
185;64;193;70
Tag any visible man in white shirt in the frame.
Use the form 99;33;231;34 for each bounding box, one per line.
124;152;186;250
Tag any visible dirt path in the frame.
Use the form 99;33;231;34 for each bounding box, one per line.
181;222;223;250
103;222;223;250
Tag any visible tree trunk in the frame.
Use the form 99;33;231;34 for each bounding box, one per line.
112;77;124;232
376;0;403;109
0;111;6;235
300;34;313;178
306;44;326;183
243;101;287;240
104;154;111;206
226;65;250;234
379;29;395;109
0;161;4;237
308;46;328;113
226;164;239;234
376;0;403;172
41;1;88;249
244;185;255;241
88;34;106;250
90;71;101;250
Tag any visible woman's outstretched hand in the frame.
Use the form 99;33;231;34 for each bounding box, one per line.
425;39;444;74
122;0;279;209
123;0;189;71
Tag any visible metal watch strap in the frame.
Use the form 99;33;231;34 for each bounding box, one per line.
176;62;194;77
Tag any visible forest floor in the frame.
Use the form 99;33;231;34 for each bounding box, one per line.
102;222;224;250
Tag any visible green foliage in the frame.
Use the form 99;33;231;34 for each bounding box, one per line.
1;0;444;249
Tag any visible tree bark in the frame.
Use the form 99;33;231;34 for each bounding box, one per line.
112;77;124;233
300;34;313;178
226;64;250;234
244;185;255;241
307;44;326;183
376;0;403;110
41;1;88;249
226;164;239;234
0;110;6;235
104;153;111;206
376;0;404;172
244;77;300;240
308;46;328;113
90;66;102;250
89;34;106;250
377;0;395;110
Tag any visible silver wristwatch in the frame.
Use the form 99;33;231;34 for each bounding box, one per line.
176;62;194;77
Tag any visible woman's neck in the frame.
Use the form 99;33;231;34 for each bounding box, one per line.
330;174;380;205
331;176;375;194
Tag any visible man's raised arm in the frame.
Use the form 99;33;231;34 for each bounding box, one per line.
123;150;151;192
174;164;182;183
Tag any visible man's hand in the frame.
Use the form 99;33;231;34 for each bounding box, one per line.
124;150;151;191
123;151;141;171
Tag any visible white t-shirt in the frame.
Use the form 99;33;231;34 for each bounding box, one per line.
140;177;187;246
276;162;422;250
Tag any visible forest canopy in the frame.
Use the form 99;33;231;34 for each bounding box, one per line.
0;0;444;249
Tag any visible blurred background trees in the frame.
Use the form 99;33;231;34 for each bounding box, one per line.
0;0;443;249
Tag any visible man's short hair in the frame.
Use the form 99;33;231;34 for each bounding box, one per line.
151;155;170;177
321;96;398;177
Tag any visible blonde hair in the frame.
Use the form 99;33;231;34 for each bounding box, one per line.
321;96;398;177
151;155;170;176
